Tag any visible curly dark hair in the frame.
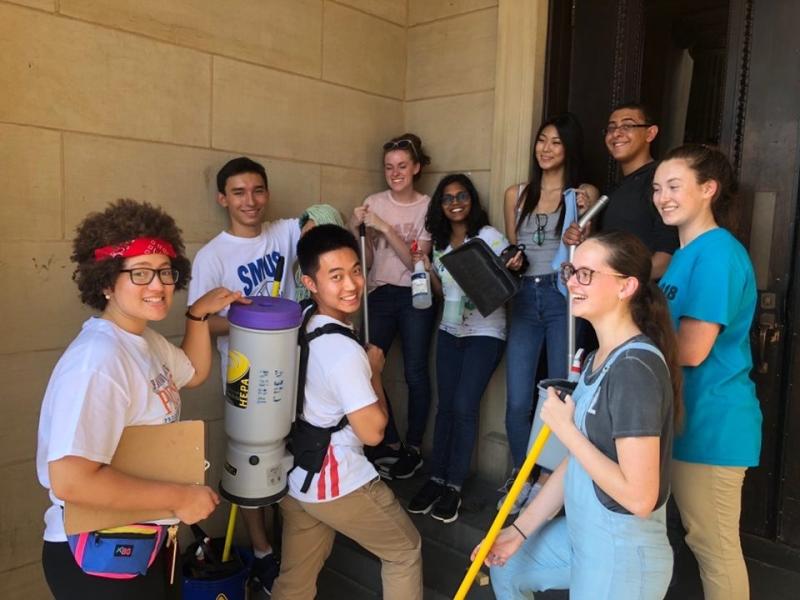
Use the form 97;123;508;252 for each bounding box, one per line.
71;199;191;310
425;173;490;251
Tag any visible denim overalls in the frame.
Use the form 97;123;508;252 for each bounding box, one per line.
491;341;674;600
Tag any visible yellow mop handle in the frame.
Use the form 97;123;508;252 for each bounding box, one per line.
222;503;238;562
453;425;552;600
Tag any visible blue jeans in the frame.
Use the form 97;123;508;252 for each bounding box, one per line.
368;284;436;447
429;331;505;487
505;274;567;468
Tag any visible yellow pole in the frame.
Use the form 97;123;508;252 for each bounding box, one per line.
222;503;238;562
453;425;552;600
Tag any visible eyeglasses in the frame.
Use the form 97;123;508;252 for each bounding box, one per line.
533;213;548;246
602;123;652;136
119;268;180;285
383;139;419;160
442;191;471;205
559;262;627;285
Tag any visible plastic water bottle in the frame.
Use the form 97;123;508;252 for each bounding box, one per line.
410;241;432;309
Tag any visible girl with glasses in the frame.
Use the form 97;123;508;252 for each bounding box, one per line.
37;199;243;599
499;113;586;512
406;174;521;523
480;231;680;599
349;133;435;480
653;145;760;600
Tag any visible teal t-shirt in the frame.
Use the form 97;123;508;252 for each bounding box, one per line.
659;228;761;466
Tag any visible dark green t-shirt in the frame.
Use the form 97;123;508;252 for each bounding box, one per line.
582;335;674;514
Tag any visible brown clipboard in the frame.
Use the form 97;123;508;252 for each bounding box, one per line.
64;420;206;535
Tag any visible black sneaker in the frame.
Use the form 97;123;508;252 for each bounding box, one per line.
431;486;461;523
366;444;401;469
250;553;280;596
387;446;423;480
407;480;446;514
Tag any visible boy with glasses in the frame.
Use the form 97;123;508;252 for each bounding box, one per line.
564;102;678;279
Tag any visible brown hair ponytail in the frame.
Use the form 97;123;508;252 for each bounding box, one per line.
592;231;683;429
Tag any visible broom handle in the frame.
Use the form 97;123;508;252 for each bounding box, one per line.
453;425;552;600
221;503;239;562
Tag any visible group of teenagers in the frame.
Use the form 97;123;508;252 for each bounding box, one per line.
36;100;761;600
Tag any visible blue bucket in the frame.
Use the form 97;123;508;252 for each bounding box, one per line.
182;541;253;600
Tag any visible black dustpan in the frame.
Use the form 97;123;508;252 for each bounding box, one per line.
439;238;520;317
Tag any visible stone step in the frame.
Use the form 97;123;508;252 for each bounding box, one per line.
326;531;496;599
316;567;379;600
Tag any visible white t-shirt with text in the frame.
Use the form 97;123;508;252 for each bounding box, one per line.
36;318;195;541
187;219;301;386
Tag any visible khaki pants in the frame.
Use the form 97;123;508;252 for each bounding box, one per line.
271;478;422;600
671;460;749;600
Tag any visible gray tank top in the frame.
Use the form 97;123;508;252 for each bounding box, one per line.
517;196;561;276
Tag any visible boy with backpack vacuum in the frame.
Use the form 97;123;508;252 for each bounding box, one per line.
271;224;422;600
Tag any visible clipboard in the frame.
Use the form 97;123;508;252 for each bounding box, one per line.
64;420;206;535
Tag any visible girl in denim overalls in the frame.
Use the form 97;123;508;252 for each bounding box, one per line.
479;232;683;599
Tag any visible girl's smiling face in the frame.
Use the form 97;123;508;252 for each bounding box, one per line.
441;182;472;223
104;253;175;333
652;158;717;228
384;149;420;194
535;125;565;171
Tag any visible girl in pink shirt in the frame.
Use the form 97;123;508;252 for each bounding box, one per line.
350;134;435;480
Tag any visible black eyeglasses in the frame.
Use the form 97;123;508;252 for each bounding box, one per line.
442;191;471;205
533;213;548;246
602;123;652;136
119;268;179;285
559;262;627;285
383;139;419;160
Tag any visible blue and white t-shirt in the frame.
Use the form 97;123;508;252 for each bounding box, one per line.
659;227;761;466
188;219;301;385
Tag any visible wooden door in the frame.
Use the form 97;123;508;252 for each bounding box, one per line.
544;0;800;545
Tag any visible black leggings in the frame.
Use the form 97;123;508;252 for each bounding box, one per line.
42;541;170;600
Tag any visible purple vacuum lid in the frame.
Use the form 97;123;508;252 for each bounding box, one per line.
228;296;303;331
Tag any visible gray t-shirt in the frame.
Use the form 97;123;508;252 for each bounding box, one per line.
581;335;674;514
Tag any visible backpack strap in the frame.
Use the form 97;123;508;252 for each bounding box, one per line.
296;304;361;418
292;304;362;493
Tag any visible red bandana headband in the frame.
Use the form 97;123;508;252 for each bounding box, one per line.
94;237;177;261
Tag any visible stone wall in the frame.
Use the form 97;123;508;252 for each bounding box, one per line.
0;1;548;595
0;1;402;594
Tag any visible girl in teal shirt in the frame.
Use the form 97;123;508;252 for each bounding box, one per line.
653;144;761;600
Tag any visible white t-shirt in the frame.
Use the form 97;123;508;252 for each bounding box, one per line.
36;318;195;541
187;219;301;386
287;314;379;503
432;226;509;340
362;190;431;290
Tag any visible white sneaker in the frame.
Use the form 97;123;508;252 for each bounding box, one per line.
521;482;544;509
497;480;532;515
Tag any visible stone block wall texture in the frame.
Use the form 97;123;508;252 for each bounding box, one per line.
0;1;511;595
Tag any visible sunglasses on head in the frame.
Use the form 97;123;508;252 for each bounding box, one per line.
383;139;419;161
